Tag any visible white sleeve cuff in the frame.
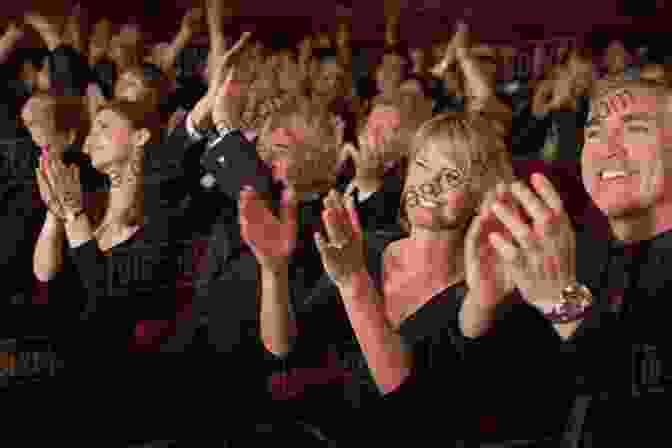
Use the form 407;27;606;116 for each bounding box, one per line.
68;238;92;249
185;113;205;141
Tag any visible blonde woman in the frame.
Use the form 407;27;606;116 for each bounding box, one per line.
243;112;515;444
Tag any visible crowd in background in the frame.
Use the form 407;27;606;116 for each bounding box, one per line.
0;2;670;446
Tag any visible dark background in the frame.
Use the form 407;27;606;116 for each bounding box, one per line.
1;0;671;49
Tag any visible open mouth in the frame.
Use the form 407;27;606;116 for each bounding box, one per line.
599;170;636;181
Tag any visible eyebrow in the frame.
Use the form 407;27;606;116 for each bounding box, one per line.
586;112;657;128
621;112;657;124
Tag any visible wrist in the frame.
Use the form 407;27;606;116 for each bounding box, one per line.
45;212;65;231
261;261;290;278
64;207;86;225
463;288;500;315
338;269;371;297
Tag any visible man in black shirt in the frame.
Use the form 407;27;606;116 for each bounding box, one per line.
460;77;672;446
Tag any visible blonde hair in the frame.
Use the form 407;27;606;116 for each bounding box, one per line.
399;112;514;232
362;91;433;137
257;95;343;192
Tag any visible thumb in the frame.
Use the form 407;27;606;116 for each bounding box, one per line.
344;194;363;238
280;188;298;227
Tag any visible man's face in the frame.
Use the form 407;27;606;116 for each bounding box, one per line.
114;70;156;106
314;60;346;97
375;53;406;93
605;41;628;75
365;104;402;144
582;87;672;220
260;115;339;194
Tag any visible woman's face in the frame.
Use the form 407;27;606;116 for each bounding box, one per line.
85;109;137;172
404;141;479;231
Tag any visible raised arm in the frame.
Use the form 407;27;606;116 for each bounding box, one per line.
153;7;204;75
33;171;67;282
238;187;298;357
24;12;63;52
315;190;412;394
0;22;25;65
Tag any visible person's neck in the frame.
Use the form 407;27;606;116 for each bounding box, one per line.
405;226;465;280
609;201;672;243
99;182;141;231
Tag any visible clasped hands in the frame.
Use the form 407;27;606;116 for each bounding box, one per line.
35;149;84;222
466;173;577;311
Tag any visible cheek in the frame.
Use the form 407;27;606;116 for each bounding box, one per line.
439;190;472;211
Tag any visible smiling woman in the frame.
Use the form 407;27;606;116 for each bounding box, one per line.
400;111;513;232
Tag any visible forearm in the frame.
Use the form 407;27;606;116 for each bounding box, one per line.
259;265;295;357
339;271;412;394
162;28;193;74
33;213;66;282
35;28;62;53
206;0;228;81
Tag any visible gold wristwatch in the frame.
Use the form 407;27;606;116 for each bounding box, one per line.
543;282;594;324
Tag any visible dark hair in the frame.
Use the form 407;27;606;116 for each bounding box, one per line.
97;100;161;147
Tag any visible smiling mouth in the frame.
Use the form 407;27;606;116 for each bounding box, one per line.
599;170;636;181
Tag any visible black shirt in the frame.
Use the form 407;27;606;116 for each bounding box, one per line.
473;228;672;446
283;227;481;445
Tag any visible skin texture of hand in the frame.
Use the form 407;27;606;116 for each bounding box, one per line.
488;174;577;309
212;68;247;130
208;32;253;128
464;185;515;308
35;160;66;220
181;7;205;34
314;189;367;289
239;186;298;274
4;22;25;41
458;47;495;101
549;69;578;111
24;13;63;51
41;151;84;218
89;19;112;65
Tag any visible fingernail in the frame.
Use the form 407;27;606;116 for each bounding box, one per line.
242;185;254;191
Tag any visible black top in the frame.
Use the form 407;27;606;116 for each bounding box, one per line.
284;227;482;445
471;228;672;446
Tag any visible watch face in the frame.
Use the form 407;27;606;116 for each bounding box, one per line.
564;283;593;306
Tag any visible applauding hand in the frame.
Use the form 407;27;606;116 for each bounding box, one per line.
464;184;515;308
488;174;576;309
239;186;298;274
315;190;367;289
36;151;84;221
